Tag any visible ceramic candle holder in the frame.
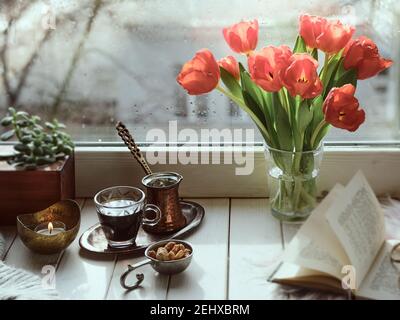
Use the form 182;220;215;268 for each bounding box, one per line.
17;200;81;254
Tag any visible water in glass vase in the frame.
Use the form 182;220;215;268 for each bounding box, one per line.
265;144;324;224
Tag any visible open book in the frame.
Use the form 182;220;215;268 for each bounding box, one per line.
269;171;400;300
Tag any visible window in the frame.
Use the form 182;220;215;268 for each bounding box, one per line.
0;0;398;143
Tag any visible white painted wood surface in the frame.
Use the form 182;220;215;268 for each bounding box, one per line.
55;200;117;300
0;198;356;300
229;199;285;300
107;198;230;300
166;198;229;300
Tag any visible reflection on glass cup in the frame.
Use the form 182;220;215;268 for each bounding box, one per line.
94;186;161;248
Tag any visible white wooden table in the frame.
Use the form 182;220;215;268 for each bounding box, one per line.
0;198;348;300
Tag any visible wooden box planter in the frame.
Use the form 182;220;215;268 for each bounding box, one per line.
0;154;75;225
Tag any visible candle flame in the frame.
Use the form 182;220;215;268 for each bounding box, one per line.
48;222;53;234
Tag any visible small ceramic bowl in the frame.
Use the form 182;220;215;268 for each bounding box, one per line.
16;200;81;254
120;239;193;290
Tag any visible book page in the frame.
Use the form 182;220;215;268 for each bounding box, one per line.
272;262;335;282
326;171;385;289
282;184;351;280
358;241;400;300
271;262;344;294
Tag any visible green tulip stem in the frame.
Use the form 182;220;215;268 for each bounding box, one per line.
278;89;291;121
321;53;330;83
311;119;327;148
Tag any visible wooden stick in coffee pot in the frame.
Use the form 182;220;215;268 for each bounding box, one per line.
116;121;153;175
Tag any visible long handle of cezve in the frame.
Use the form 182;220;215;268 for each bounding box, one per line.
116;121;153;175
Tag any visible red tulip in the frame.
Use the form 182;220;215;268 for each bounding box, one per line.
177;49;220;95
218;56;240;80
223;20;259;55
248;45;292;92
299;14;354;54
299;14;327;49
343;36;393;80
282;53;323;99
323;84;365;132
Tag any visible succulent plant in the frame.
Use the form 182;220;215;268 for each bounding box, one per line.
0;107;74;170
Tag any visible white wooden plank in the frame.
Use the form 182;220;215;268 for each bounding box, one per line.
106;244;169;299
106;254;169;300
3;199;85;276
55;200;117;300
107;198;230;300
281;224;299;250
167;198;229;300
0;226;17;261
229;198;286;300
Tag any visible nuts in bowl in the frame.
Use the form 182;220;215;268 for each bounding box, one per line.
148;241;192;261
120;239;193;290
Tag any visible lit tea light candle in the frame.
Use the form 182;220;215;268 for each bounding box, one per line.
34;221;66;236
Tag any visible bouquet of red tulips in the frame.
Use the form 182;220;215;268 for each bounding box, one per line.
177;15;393;221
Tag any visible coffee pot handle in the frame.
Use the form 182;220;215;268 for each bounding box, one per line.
120;259;151;290
142;204;161;226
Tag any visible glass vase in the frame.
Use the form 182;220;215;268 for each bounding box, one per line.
264;143;324;223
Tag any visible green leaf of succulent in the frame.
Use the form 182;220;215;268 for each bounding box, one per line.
8;107;16;115
0;129;15;141
14;143;31;153
1;116;13;126
3;108;74;169
14;161;29;167
36;156;56;165
16;111;28;116
45;122;55;130
21;135;33;143
16;120;29;127
33;147;43;156
25;156;36;164
33;128;42;135
32;115;41;123
42;146;54;155
34;139;42;147
63;146;73;155
57;122;66;129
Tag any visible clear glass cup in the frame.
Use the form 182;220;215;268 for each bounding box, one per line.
264;143;324;223
94;186;161;248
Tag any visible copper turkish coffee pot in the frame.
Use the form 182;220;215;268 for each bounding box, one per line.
141;172;186;234
116;122;186;234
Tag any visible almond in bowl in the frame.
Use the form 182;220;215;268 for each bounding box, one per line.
148;241;192;261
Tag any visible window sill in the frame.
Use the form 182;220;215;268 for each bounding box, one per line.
74;144;400;198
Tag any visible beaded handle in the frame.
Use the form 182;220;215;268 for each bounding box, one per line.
116;121;152;175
